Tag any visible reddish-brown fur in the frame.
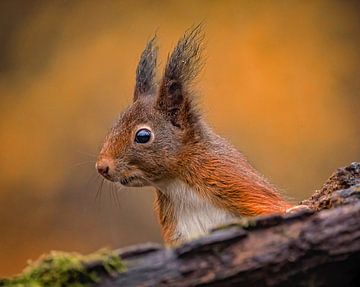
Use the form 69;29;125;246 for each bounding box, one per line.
96;26;293;245
153;122;291;244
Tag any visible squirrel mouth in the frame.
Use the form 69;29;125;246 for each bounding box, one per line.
120;176;139;186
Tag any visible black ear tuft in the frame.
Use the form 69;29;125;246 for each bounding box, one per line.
157;24;204;127
134;35;158;102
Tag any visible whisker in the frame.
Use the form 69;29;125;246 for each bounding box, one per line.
72;160;96;167
114;182;128;193
76;150;98;158
111;183;122;209
95;178;105;206
108;182;116;206
87;170;99;187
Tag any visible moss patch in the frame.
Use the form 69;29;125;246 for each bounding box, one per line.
0;249;125;287
211;217;257;232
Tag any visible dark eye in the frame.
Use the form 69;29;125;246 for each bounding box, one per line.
135;128;152;144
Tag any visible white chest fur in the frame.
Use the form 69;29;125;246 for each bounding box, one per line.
157;179;237;242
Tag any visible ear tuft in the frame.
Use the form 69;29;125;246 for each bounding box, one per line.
134;35;158;102
164;24;204;90
157;24;204;127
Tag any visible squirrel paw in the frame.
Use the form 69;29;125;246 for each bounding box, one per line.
286;204;312;214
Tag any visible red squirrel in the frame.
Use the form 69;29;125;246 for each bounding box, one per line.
96;26;294;245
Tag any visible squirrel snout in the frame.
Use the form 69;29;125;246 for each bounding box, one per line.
96;157;114;179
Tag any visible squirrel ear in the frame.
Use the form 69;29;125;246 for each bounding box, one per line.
156;24;204;128
133;36;158;102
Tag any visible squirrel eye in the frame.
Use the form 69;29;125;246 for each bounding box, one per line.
135;128;152;144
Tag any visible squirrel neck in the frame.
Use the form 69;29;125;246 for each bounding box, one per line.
175;122;292;216
154;122;292;245
154;179;237;245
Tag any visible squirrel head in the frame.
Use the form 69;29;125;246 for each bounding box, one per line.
96;26;204;187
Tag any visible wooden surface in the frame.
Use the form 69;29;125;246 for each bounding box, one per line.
92;163;360;287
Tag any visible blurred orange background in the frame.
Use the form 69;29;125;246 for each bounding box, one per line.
0;0;359;277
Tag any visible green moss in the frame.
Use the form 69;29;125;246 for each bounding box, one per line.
211;218;257;232
0;249;125;287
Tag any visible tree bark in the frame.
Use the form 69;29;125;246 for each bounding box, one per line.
93;163;360;287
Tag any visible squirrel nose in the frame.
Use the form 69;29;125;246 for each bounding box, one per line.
96;158;112;178
97;164;109;177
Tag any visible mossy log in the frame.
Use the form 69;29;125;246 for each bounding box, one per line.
97;163;360;287
2;163;360;287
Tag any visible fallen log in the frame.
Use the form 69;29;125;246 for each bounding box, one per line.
2;163;360;287
97;162;360;287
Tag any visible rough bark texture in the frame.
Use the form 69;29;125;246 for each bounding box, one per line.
300;162;360;210
92;163;360;287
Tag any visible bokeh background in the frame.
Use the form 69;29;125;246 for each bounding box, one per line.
1;0;359;277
